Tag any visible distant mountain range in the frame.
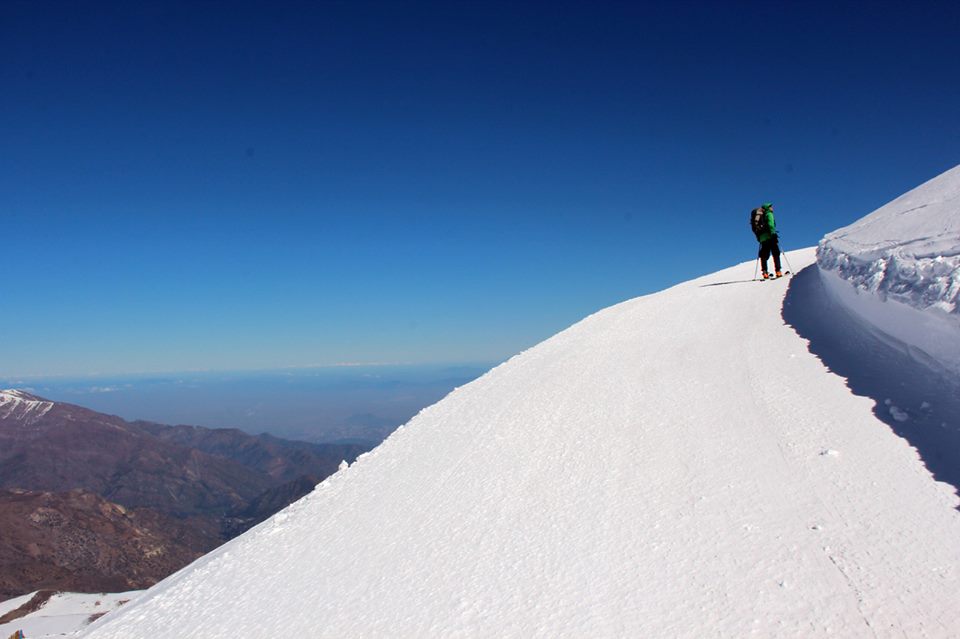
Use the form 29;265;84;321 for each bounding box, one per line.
0;389;371;599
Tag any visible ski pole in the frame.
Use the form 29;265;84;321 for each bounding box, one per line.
780;248;795;273
754;257;760;281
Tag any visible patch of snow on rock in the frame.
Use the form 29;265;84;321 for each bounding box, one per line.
0;389;55;424
0;591;142;639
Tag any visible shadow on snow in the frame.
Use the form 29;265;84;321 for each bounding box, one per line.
700;278;761;287
783;264;960;505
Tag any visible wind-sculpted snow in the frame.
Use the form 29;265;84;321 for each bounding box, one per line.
82;248;960;639
817;164;960;311
817;164;960;374
784;264;960;494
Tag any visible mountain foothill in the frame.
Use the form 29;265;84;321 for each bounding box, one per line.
0;389;370;600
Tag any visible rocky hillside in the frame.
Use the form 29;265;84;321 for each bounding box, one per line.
0;390;272;516
0;390;370;600
132;422;368;484
0;489;209;599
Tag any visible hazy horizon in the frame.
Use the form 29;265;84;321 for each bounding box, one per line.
1;362;494;444
4;1;959;379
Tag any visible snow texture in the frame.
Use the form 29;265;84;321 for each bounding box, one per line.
817;164;960;375
0;591;141;639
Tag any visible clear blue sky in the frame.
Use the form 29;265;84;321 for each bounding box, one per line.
3;0;959;377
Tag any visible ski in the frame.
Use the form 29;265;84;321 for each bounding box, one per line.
755;271;791;282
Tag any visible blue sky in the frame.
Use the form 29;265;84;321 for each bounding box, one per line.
3;0;959;377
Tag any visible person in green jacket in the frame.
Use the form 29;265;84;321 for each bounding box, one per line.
752;202;782;278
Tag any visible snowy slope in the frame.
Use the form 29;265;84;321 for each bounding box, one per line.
818;164;960;375
81;243;960;637
0;591;141;638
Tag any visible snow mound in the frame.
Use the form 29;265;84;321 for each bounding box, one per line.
81;247;960;639
817;164;960;374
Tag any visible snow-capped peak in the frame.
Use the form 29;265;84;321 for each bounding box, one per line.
0;389;54;424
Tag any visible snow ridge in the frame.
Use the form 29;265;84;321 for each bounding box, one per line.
816;164;960;376
72;167;960;638
80;248;960;639
817;164;960;315
0;389;54;424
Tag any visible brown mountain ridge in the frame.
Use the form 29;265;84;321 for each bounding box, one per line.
0;389;370;600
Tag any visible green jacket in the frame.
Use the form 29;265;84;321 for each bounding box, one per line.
755;209;777;243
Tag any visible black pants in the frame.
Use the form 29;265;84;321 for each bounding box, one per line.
758;236;782;274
